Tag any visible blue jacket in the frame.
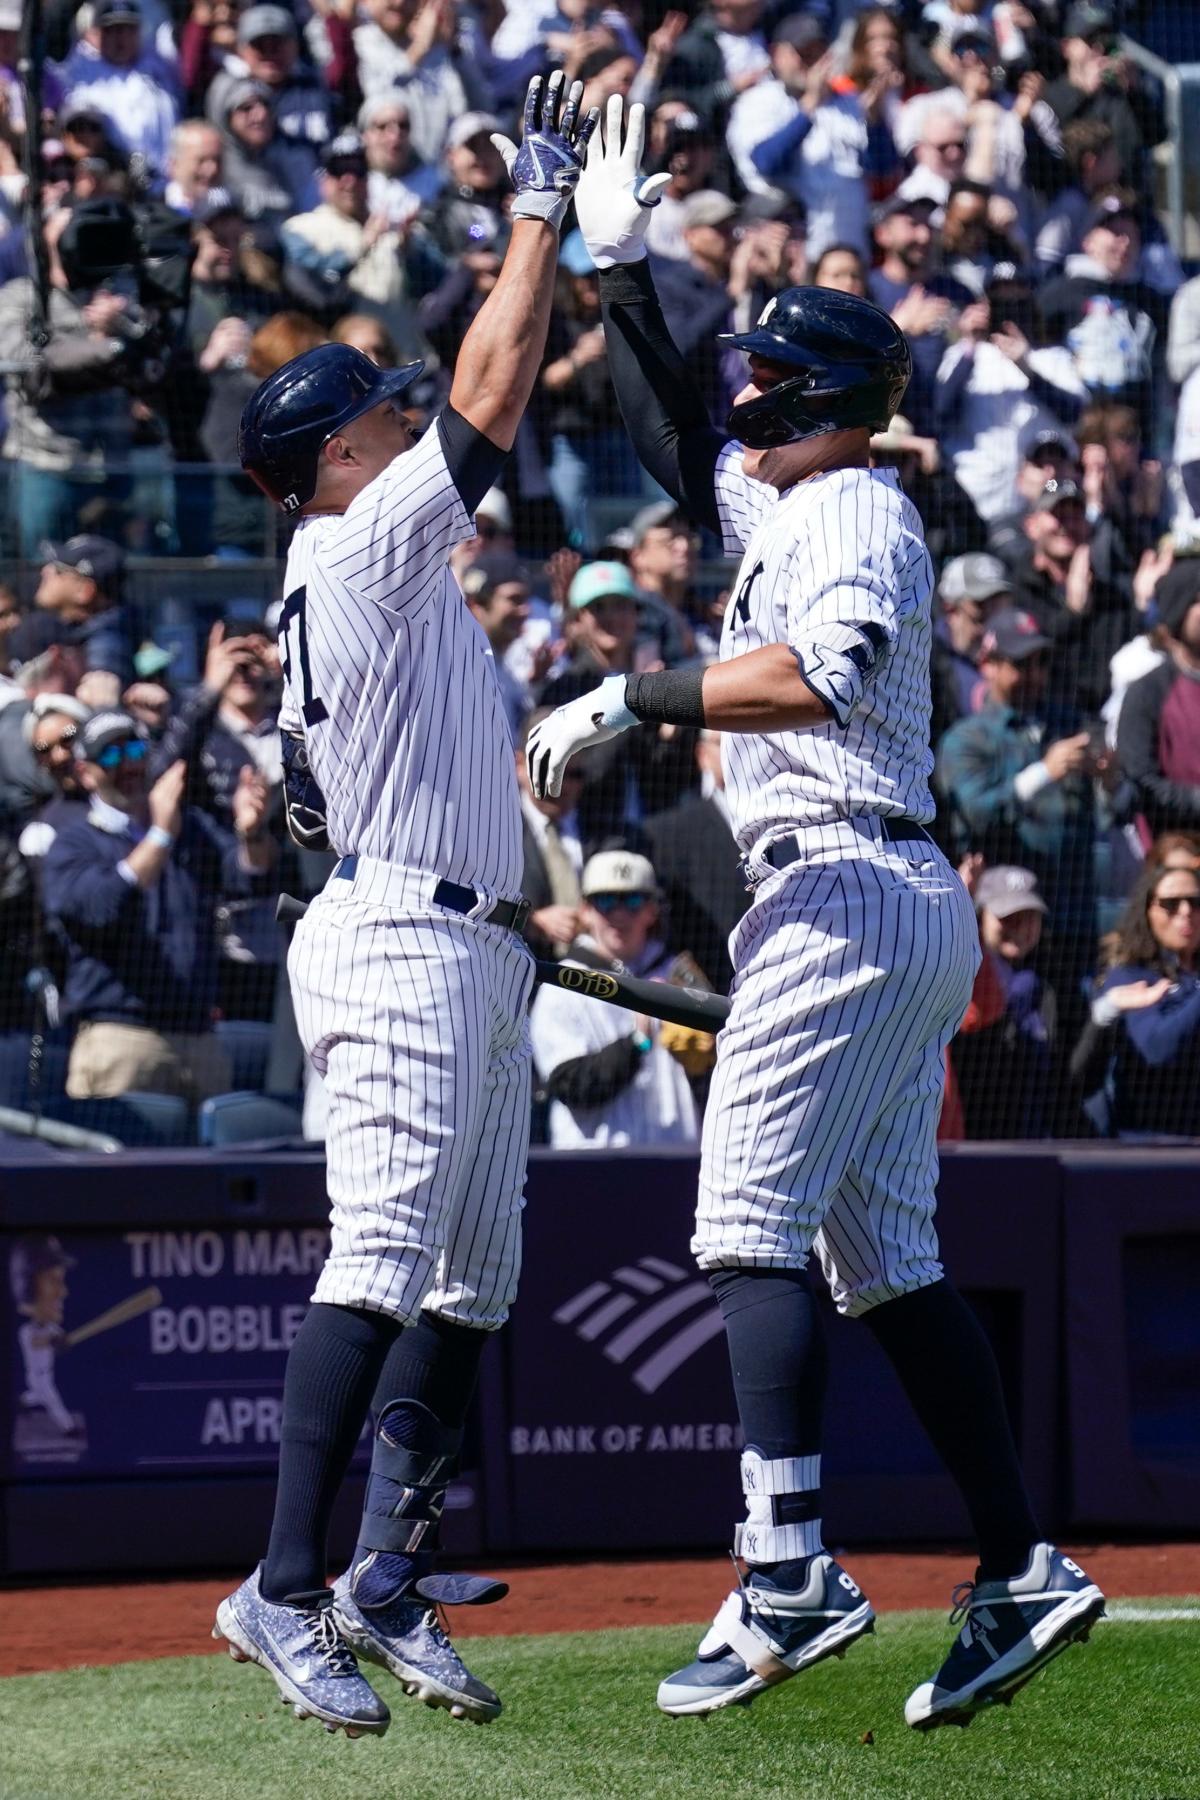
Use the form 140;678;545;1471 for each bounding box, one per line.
42;803;261;1032
1098;962;1200;1137
935;701;1095;937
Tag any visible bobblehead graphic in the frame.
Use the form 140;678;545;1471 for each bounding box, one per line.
9;1235;160;1465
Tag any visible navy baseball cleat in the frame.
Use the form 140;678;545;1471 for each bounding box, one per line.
332;1568;502;1723
905;1542;1105;1730
213;1567;390;1738
657;1554;875;1717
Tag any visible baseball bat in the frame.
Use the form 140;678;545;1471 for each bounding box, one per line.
63;1284;163;1349
275;894;730;1031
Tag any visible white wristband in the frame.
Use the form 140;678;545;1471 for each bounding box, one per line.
145;825;174;850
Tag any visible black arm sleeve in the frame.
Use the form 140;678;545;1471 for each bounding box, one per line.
545;1037;643;1109
436;403;508;516
599;261;727;537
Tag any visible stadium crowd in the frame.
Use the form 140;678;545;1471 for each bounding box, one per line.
0;0;1198;1146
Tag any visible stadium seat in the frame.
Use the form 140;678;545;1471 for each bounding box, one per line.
47;1091;193;1148
198;1091;305;1146
214;1018;275;1092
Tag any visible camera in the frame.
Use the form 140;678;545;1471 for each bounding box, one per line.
53;197;194;395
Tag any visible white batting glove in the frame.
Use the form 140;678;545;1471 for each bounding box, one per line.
526;675;637;798
574;95;671;269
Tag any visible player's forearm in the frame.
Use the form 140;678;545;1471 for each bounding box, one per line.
599;261;726;536
449;220;560;452
701;646;833;733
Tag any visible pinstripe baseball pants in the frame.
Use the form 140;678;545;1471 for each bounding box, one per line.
289;880;535;1328
694;833;980;1316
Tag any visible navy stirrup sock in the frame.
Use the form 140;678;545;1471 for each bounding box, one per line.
352;1312;488;1606
262;1302;401;1602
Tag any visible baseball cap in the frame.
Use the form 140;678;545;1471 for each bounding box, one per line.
358;95;411;130
321;130;367;174
133;639;176;679
950;27;994;58
679;190;739;231
447;112;504;152
872;192;938;228
1083;190;1139;235
582;849;658;898
8;612;82;668
475;488;512;533
20;692;92;746
1032;477;1084;514
568;561;640;611
978;608;1053;663
1024;426;1078;464
93;0;142;24
939;553;1012;607
975;865;1048;920
1149;557;1200;638
460;551;529;601
630;500;688;543
194;186;243;226
238;4;297;42
74;708;145;763
772;13;827;50
224;78;276;118
39;534;125;586
1063;1;1115;40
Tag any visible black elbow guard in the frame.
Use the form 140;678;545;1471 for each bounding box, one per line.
281;729;330;852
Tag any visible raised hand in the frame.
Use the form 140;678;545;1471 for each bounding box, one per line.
574;95;671;270
491;72;599;230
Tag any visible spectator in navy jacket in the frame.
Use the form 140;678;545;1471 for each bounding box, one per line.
42;709;275;1103
1081;860;1200;1137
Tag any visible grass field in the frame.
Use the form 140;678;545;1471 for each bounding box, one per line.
2;1605;1197;1800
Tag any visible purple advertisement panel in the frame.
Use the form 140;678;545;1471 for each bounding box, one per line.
4;1225;333;1480
493;1152;743;1550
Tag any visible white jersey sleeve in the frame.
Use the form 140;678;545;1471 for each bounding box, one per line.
785;470;929;728
319;423;474;612
713;440;776;555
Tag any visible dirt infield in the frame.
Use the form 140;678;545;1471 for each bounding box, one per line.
3;1543;1196;1678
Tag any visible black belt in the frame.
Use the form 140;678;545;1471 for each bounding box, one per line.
333;856;531;934
765;817;930;873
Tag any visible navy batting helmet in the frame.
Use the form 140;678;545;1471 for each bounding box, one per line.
719;288;911;450
238;343;424;515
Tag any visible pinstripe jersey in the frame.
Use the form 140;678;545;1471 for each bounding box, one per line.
713;443;936;855
277;426;523;894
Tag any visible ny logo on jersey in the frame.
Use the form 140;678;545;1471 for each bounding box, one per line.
731;560;764;631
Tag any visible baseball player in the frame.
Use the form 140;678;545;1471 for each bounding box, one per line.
213;75;597;1740
10;1237;78;1437
529;98;1104;1729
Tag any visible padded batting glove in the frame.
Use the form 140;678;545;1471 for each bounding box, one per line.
492;72;599;230
525;675;637;799
574;95;671;269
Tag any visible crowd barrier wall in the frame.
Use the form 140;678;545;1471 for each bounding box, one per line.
1;1146;1196;1576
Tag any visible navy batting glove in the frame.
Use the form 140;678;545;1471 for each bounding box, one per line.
492;72;599;229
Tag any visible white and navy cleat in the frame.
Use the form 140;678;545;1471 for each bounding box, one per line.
905;1542;1106;1730
213;1566;390;1738
657;1553;875;1717
332;1571;502;1724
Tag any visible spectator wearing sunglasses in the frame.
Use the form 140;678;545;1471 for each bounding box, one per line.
530;849;704;1148
1073;861;1200;1137
41;709;275;1104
